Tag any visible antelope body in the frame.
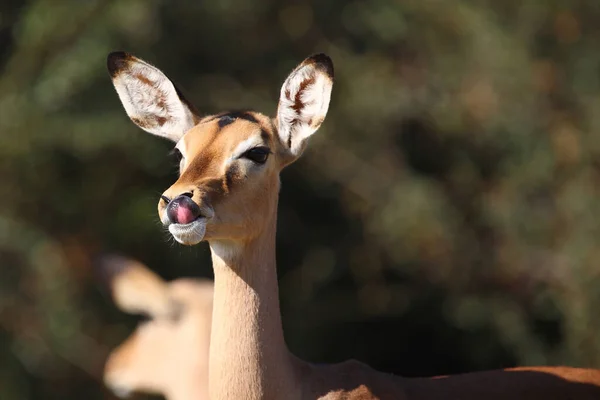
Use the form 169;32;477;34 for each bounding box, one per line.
101;256;213;400
105;51;600;399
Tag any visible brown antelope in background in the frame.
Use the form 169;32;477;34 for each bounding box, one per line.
106;51;600;399
100;255;213;400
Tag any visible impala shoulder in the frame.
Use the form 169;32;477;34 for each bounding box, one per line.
312;359;408;400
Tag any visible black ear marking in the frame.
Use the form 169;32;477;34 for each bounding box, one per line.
303;53;334;79
107;51;133;77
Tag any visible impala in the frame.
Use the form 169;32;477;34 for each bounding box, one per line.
106;51;600;399
101;255;213;400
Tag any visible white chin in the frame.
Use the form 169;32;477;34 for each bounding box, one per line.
168;219;207;245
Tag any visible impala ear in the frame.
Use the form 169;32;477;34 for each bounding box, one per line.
98;255;174;319
107;51;199;142
276;53;334;159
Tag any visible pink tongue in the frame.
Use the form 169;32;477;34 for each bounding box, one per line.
176;205;195;224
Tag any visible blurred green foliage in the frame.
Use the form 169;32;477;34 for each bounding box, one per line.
2;0;600;398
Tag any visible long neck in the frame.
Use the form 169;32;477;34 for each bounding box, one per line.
208;206;299;400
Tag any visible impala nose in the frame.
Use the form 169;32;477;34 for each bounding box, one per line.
166;194;201;225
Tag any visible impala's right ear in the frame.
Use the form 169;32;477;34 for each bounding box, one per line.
107;51;199;142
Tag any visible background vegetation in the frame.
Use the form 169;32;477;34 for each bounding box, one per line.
2;0;600;398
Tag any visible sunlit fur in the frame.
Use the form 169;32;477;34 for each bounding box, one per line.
159;114;282;245
108;51;333;247
107;52;600;400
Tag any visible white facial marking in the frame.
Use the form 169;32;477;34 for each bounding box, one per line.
168;219;207;245
226;135;265;166
160;210;171;226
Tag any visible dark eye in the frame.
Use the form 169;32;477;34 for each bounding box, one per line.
242;146;270;164
169;147;183;163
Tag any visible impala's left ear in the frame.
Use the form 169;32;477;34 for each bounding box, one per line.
276;54;334;158
97;254;173;319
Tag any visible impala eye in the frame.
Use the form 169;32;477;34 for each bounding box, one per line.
242;146;270;164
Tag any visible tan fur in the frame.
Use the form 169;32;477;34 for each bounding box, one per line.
101;256;213;400
107;52;600;399
160;114;280;242
106;256;174;318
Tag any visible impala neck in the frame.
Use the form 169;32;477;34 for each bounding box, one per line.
208;203;299;400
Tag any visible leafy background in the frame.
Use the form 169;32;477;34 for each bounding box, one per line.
2;0;600;398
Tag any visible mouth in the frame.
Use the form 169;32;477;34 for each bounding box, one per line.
168;217;207;245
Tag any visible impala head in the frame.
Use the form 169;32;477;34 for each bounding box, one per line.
100;255;213;398
107;52;334;245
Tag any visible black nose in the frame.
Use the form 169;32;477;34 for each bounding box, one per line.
166;195;201;224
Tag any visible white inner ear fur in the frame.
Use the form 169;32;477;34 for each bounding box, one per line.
112;60;197;142
277;65;332;156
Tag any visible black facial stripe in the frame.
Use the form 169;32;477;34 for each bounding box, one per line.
218;115;236;128
220;111;258;124
269;118;277;134
260;128;270;142
225;164;239;190
205;111;261;130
